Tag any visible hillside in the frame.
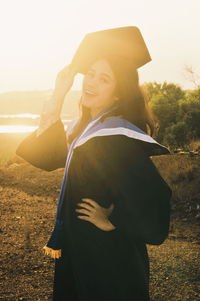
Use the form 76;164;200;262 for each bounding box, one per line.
0;90;82;118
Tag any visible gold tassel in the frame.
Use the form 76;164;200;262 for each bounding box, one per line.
42;245;62;259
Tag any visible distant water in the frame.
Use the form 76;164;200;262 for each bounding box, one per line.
0;124;70;133
0;113;39;119
0;113;72;133
0;125;38;133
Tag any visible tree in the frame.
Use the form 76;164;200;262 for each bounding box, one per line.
163;121;188;147
142;82;200;148
143;82;185;142
183;65;200;89
178;88;200;140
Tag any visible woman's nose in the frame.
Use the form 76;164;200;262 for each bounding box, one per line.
86;76;99;88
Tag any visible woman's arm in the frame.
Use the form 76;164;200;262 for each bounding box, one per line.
102;135;172;245
16;99;68;171
36;98;61;137
16;64;77;172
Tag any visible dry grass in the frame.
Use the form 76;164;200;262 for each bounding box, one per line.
148;239;200;300
189;139;200;151
0;134;200;300
152;154;200;217
0;133;27;166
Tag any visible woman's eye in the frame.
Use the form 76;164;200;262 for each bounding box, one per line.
100;78;108;83
86;72;108;83
87;71;94;77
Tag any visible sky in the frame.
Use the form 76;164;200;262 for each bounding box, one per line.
0;0;200;93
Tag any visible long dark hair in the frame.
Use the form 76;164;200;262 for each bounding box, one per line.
68;54;158;144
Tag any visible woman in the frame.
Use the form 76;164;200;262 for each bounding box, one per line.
16;39;172;301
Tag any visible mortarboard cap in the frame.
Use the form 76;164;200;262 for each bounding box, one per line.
70;26;151;74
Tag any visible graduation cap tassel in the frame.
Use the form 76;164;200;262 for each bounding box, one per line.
43;245;62;259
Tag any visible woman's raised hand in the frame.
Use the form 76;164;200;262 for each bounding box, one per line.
52;63;77;102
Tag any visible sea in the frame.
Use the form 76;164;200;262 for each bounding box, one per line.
0;113;72;133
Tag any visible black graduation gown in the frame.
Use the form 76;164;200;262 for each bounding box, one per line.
16;115;172;301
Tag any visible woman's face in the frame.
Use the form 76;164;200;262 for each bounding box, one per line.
81;58;118;117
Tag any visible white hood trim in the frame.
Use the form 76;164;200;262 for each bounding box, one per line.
70;116;171;156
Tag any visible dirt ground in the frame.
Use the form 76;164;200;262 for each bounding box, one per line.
0;162;200;301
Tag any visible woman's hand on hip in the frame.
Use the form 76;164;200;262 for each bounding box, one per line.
75;198;116;231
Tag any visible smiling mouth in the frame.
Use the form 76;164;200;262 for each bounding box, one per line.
84;90;98;96
84;89;97;96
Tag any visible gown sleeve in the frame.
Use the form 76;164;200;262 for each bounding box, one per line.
15;99;68;172
35;98;64;137
102;135;172;246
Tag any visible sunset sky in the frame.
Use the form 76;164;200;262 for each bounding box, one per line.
1;0;199;93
